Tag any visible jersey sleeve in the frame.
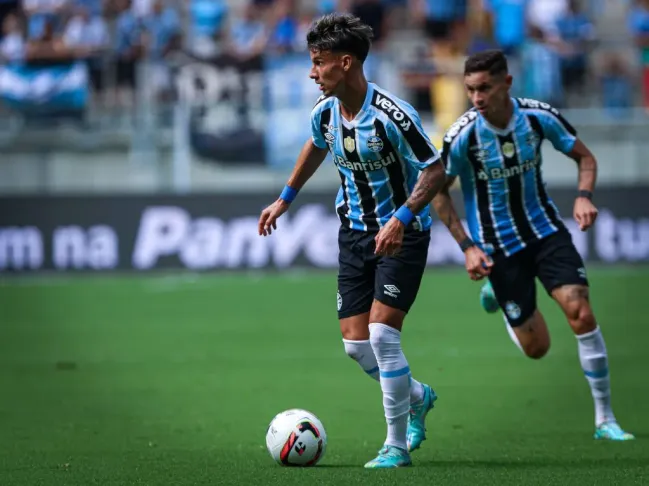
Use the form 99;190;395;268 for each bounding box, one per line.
310;104;328;150
440;135;467;177
536;106;578;154
386;107;440;171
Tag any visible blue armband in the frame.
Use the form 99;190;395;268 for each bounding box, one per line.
394;205;415;226
279;185;298;203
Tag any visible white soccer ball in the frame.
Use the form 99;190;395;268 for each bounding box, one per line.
265;409;327;467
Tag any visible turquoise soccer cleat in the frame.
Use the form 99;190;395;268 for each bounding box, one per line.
480;280;500;313
407;384;437;452
594;422;635;441
364;445;412;469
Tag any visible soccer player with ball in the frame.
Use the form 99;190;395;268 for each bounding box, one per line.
258;13;455;468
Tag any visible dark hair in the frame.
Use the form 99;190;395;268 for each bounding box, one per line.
464;50;509;77
306;13;374;63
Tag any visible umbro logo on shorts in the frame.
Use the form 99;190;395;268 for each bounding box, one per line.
384;284;401;298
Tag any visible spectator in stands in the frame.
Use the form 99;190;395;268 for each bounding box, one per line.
628;0;649;111
411;0;467;59
141;0;180;59
0;0;18;39
131;0;152;18
599;52;633;119
63;3;108;49
341;0;390;51
527;0;568;38
317;0;336;14
481;0;528;94
227;1;267;62
74;0;102;16
554;0;596;104
114;0;144;103
293;7;317;53
188;0;228;57
25;15;70;60
521;24;563;106
23;0;71;39
141;0;181;99
267;0;298;55
63;4;109;101
0;11;24;63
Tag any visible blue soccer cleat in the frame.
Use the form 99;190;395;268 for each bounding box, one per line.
594;422;635;441
407;384;437;452
364;445;412;469
480;280;500;313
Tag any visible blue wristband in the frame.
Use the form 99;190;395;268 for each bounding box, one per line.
279;185;298;203
394;206;415;226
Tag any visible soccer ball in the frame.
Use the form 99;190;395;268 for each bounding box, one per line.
265;409;327;467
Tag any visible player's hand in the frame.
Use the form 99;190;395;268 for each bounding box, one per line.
374;217;405;257
258;199;290;236
573;197;598;231
465;246;493;281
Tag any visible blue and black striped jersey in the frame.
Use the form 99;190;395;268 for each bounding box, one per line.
311;82;441;232
441;97;578;257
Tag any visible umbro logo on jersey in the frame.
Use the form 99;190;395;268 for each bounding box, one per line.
526;133;540;147
470;145;489;162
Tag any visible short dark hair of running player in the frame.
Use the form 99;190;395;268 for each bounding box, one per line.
463;49;513;125
306;13;374;98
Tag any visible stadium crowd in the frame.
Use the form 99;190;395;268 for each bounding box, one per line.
0;0;646;111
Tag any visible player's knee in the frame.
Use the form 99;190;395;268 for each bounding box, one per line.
523;339;550;360
368;326;383;351
568;303;597;335
343;341;365;362
368;323;399;352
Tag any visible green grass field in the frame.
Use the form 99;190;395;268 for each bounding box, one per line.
1;267;648;485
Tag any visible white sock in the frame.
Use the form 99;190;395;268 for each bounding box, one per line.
343;339;425;404
343;339;379;380
369;323;411;451
504;314;524;353
576;326;615;426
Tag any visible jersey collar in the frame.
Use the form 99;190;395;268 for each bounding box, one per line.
340;82;375;128
479;97;519;136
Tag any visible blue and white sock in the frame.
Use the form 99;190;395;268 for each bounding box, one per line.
343;339;380;380
343;339;425;404
577;326;615;426
369;323;411;451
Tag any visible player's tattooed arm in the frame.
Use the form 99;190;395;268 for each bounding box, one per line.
431;175;470;244
404;162;447;216
568;138;597;193
567;138;599;231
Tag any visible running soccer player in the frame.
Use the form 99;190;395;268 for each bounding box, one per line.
258;13;447;468
432;49;634;441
